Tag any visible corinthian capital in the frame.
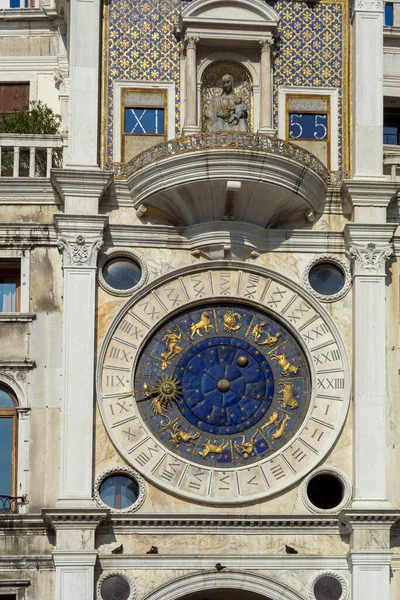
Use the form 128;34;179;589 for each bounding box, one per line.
58;234;104;268
185;35;199;50
347;242;392;275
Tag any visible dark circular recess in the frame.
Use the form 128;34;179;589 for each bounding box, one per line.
307;473;344;510
99;474;140;510
314;575;343;600
102;257;142;291
308;262;345;297
100;575;131;600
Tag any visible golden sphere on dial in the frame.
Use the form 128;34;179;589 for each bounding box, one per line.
237;355;248;367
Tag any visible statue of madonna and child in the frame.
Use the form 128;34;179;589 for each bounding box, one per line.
203;73;249;133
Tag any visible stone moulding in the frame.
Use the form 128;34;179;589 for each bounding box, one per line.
302;254;352;303
96;571;136;600
301;466;352;515
93;466;146;514
118;133;330;183
97;247;148;297
307;571;348;600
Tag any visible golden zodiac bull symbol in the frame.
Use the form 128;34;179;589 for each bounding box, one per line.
168;423;200;448
190;311;214;339
223;310;242;332
234;432;257;459
199;438;228;459
271;414;290;440
278;382;298;409
271;353;300;376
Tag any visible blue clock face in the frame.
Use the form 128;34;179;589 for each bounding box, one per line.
134;304;311;468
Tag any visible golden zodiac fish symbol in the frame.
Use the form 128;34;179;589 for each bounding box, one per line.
198;438;228;459
168;422;200;448
278;382;298;409
223;309;242;332
234;432;257;459
143;374;182;419
160;329;182;370
271;353;300;376
271;414;290;440
190;311;214;339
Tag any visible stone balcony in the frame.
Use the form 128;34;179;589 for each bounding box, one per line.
116;133;332;228
0;133;67;178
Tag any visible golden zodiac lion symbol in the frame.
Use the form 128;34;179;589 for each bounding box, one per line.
190;311;214;339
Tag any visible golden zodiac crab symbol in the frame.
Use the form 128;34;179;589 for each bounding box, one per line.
234;432;257;459
190;311;214;339
223;309;242;332
143;374;182;419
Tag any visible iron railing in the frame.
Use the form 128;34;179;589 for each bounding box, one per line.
0;494;28;514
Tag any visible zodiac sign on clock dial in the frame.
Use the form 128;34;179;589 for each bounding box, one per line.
134;304;311;468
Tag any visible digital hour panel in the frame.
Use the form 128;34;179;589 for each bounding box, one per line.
289;113;328;140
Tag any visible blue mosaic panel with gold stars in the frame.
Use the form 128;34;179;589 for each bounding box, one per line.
134;304;311;468
105;0;346;169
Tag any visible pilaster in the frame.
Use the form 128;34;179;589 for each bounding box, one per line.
342;510;399;600
67;0;103;167
345;222;396;508
44;510;108;600
351;0;385;178
55;214;108;508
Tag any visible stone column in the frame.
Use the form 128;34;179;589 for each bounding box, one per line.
352;0;384;177
67;0;103;167
55;214;107;507
184;36;200;135
346;223;395;507
258;38;274;135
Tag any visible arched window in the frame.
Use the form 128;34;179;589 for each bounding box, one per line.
0;385;18;507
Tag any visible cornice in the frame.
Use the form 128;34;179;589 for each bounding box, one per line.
0;514;49;534
0;179;58;205
344;223;397;245
102;514;348;535
343;179;398;209
105;224;346;253
340;509;400;530
99;555;349;571
0;555;53;571
0;315;36;324
43;509;109;530
347;550;393;568
0;223;57;247
0;359;36;368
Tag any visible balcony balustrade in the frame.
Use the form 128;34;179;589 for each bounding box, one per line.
0;133;67;178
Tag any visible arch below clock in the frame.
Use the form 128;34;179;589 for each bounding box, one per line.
142;570;305;600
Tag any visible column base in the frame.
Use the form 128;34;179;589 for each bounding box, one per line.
257;127;275;136
183;126;201;136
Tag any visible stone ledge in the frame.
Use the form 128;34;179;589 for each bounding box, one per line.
0;314;36;324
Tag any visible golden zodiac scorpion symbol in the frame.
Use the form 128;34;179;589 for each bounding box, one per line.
223;309;242;332
278;382;298;409
199;438;228;459
271;353;300;376
190;311;214;339
168;422;200;448
160;329;183;370
234;432;257;459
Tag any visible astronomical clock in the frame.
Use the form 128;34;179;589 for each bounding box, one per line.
97;263;350;504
